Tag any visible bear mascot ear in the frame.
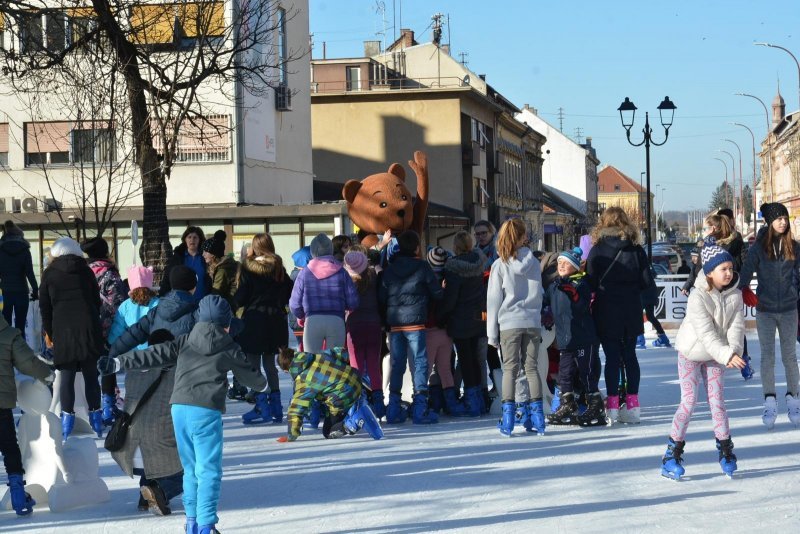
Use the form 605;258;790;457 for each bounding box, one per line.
342;180;362;204
387;163;406;182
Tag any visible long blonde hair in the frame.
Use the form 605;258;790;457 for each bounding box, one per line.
591;206;639;244
496;219;527;263
705;214;732;241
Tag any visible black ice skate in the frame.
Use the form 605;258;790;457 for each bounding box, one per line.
547;392;580;425
578;392;608;427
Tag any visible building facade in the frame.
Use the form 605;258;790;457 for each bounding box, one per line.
597;165;654;242
763;89;800;221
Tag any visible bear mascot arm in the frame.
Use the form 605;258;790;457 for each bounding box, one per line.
343;150;429;248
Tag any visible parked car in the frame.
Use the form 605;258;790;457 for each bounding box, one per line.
651;263;669;277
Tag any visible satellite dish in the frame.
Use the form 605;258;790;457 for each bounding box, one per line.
462;74;470;86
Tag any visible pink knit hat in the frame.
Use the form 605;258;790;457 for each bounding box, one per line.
343;251;368;275
128;265;154;293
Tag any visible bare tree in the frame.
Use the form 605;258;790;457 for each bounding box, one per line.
0;0;304;278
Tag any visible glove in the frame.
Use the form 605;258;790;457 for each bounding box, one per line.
541;306;555;331
97;356;121;376
277;435;297;443
30;289;38;301
741;287;758;308
297;318;305;328
740;354;754;381
558;283;579;302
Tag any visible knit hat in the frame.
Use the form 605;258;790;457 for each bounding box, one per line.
169;265;197;291
558;247;583;271
198;295;233;328
81;237;109;259
127;265;154;292
2;220;23;237
426;246;448;270
701;237;734;275
50;237;84;258
201;230;227;258
690;247;700;258
292;246;312;268
760;202;789;226
343;250;368;275
310;233;333;258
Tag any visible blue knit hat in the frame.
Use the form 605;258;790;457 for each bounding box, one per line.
701;237;734;275
558;247;583;271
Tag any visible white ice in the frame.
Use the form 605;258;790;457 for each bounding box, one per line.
2;330;799;532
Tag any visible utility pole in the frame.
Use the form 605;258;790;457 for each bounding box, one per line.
557;107;565;132
574;127;584;144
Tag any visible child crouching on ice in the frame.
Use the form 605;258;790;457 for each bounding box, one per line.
98;295;268;534
661;238;746;480
276;346;382;442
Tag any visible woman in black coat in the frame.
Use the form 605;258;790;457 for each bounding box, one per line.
586;207;654;424
0;221;38;334
39;237;105;440
234;234;293;425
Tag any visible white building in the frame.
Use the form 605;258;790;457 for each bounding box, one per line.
516;105;600;224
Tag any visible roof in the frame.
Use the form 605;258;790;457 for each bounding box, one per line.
542;185;585;218
598;165;645;193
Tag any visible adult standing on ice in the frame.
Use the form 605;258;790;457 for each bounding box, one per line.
586;207;654;424
738;202;800;429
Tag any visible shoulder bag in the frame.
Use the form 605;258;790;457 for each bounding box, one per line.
104;368;168;452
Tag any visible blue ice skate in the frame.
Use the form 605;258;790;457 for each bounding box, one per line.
497;401;515;437
716;437;737;478
515;402;533;431
529;400;546;435
652;334;671;348
344;394;384;440
661;437;685;480
636;334;647;349
6;474;35;516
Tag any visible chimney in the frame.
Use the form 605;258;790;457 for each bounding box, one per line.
584;137;592;147
399;28;414;48
523;103;538;115
478;74;486;81
363;40;381;57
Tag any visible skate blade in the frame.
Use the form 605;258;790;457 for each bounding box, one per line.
660;472;682;481
578;418;607;427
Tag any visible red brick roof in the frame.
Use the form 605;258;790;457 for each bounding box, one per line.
598;165;645;193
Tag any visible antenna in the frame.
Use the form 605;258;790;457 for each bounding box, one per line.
574;127;584;144
557;107;565;132
458;51;469;66
432;12;444;45
375;1;388;52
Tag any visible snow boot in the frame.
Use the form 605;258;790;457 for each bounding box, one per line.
89;409;104;438
427;384;444;414
463;386;482;417
606;395;620;424
6;473;35;516
740;355;754;381
140;481;171;516
550;386;561;413
443;387;467;416
344;394;384;440
660;437;686;480
185;517;199;534
716;437;737;477
515;402;533;431
636;335;647;349
60;411;75;442
578;392;608;427
242;392;269;424
619;393;641;424
101;393;116;426
786;393;800;427
411;392;439;424
370;390;386;420
652;333;671;348
763;396;778;430
198;525;220;534
529;400;545;435
268;391;283;423
547;392;579;425
497;401;515;437
385;392;408;424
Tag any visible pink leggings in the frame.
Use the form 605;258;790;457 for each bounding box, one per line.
671;353;730;441
426;327;454;388
346;321;383;390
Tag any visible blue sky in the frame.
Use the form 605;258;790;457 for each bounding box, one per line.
309;0;800;212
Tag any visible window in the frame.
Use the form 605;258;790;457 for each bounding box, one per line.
68;8;95;46
129;2;225;46
72;126;116;164
19;13;43;54
0;123;8;167
277;8;287;85
0;14;6;50
614;184;621;191
152;115;231;163
25;122;70;166
18;12;68;53
346;66;361;91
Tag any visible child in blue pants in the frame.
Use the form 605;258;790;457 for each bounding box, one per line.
100;295;267;534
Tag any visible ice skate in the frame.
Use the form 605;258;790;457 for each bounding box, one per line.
606;395;619;424
578;392;608;427
497;401;515;437
529;400;545;435
635;334;646;349
716;437;737;478
6;473;36;516
515;402;533;431
652;333;671;348
618;394;640;424
786;393;800;427
762;396;778;430
660;438;685;480
546;392;579;425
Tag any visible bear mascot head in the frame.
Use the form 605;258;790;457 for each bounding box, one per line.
342;151;429;248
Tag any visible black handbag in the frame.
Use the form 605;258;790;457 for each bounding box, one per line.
104;369;168;452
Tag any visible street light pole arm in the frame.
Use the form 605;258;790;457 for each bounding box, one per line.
755;42;800;110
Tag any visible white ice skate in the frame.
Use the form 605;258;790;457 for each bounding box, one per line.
762;396;778;430
786;394;800;428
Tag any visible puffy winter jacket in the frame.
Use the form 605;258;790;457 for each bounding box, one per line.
0;235;38;295
234;255;292;354
108;296;160;349
209;256;240;309
87;259;127;341
486;247;543;347
379;253;444;327
109;290;197;357
0;316;52;409
547;272;595;350
117;321;267;413
738;236;800;314
438;250;487;339
675;273;745;365
289;256;359;320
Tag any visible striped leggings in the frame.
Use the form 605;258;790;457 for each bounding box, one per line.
670;353;730;441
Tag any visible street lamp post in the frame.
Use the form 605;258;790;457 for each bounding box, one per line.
713;157;730;207
735;92;773;201
723;138;745;225
731;122;758;231
718;150;737;214
617;96;677;260
754;42;800;110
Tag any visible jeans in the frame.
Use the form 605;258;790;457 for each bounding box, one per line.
601;336;640;396
0;409;23;474
134;468;184;501
389;329;428;393
171;404;223;526
1;291;28;334
756;309;800;396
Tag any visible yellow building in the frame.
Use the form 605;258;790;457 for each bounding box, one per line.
597;165;654;241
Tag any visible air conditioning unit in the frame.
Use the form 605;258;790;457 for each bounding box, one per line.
275;85;292;111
